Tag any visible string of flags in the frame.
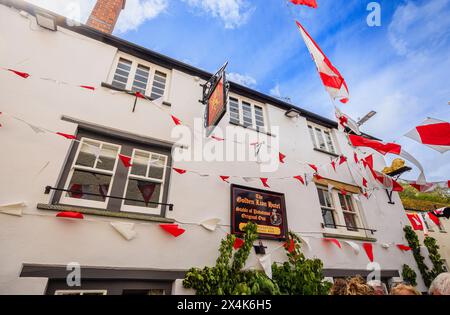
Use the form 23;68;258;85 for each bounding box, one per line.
0;202;415;280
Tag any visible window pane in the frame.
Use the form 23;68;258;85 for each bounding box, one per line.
255;106;265;129
324;131;335;153
75;141;99;168
322;209;336;228
96;144;118;171
151;71;166;99
315;128;326;150
148;155;166;179
242;102;252;127
229;98;240;124
67;170;111;201
344;213;358;231
131;151;150;176
308;126;317;148
132;65;149;93
124;179;162;208
112;58;131;89
339;194;348;210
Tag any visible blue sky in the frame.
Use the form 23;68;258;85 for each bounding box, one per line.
27;0;450;182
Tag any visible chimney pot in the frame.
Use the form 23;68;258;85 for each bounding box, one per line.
87;0;126;34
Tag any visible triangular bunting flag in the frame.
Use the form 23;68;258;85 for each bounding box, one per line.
171;115;182;126
110;222;137;241
220;176;230;183
344;240;360;254
397;244;412;251
260;178;270;188
200;218;221;232
118;154;133;168
0;202;26;217
233;237;244;249
293;175;305;185
56;132;76;140
56;211;84;219
290;0;318;8
8;68;30;78
279;152;286;164
258;254;273;279
173;168;187;174
324;238;341;249
362;243;374;262
160;224;185;237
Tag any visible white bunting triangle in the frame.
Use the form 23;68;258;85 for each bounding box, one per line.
258;254;273;279
300;236;311;251
344;240;360;254
110;222;137;241
0;202;26;217
327;183;334;194
200;218;221;231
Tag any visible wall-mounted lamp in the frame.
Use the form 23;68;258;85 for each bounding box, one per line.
285;108;301;118
36;11;57;31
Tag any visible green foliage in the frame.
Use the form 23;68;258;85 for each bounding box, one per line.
403;226;432;287
424;236;445;280
272;232;332;295
183;225;331;295
182;222;280;295
401;264;417;286
400;184;450;210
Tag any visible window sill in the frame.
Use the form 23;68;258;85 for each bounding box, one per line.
37;203;175;223
313;148;339;158
323;232;377;242
229;121;275;137
101;82;171;107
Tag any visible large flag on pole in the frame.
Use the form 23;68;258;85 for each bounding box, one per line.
295;21;349;104
404;118;450;153
290;0;318;8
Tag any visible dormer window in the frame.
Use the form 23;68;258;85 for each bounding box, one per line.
229;96;267;132
308;122;337;155
109;54;170;100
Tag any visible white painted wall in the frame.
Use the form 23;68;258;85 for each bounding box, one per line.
0;4;426;294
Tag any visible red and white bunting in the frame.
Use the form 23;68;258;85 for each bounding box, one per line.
404;118;450;153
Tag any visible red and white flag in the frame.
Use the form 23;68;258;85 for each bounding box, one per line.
335;107;361;135
406;213;424;231
295;21;349;104
290;0;318;8
404;118;450;153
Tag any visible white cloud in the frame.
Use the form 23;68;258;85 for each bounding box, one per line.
116;0;168;34
25;0;96;23
227;72;256;87
25;0;167;34
388;0;450;57
269;84;281;97
183;0;253;29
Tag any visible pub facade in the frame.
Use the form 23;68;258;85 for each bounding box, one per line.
0;0;425;294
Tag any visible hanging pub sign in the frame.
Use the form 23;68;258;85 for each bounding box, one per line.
202;62;229;137
231;184;288;241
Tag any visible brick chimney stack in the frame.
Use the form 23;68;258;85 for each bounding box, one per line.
87;0;126;34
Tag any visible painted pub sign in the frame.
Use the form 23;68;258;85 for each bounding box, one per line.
231;184;288;240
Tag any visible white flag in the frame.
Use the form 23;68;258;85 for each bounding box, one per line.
258;254;273;279
110;222;137;241
200;218;221;231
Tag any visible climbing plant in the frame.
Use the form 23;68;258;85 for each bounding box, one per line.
272;232;332;295
182;222;280;295
403;226;432;287
424;236;445;281
401;264;417;287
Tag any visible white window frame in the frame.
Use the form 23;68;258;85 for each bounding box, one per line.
121;148;168;215
55;290;107;295
308;122;338;155
228;94;268;132
60;138;121;209
318;186;367;238
109;53;171;101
